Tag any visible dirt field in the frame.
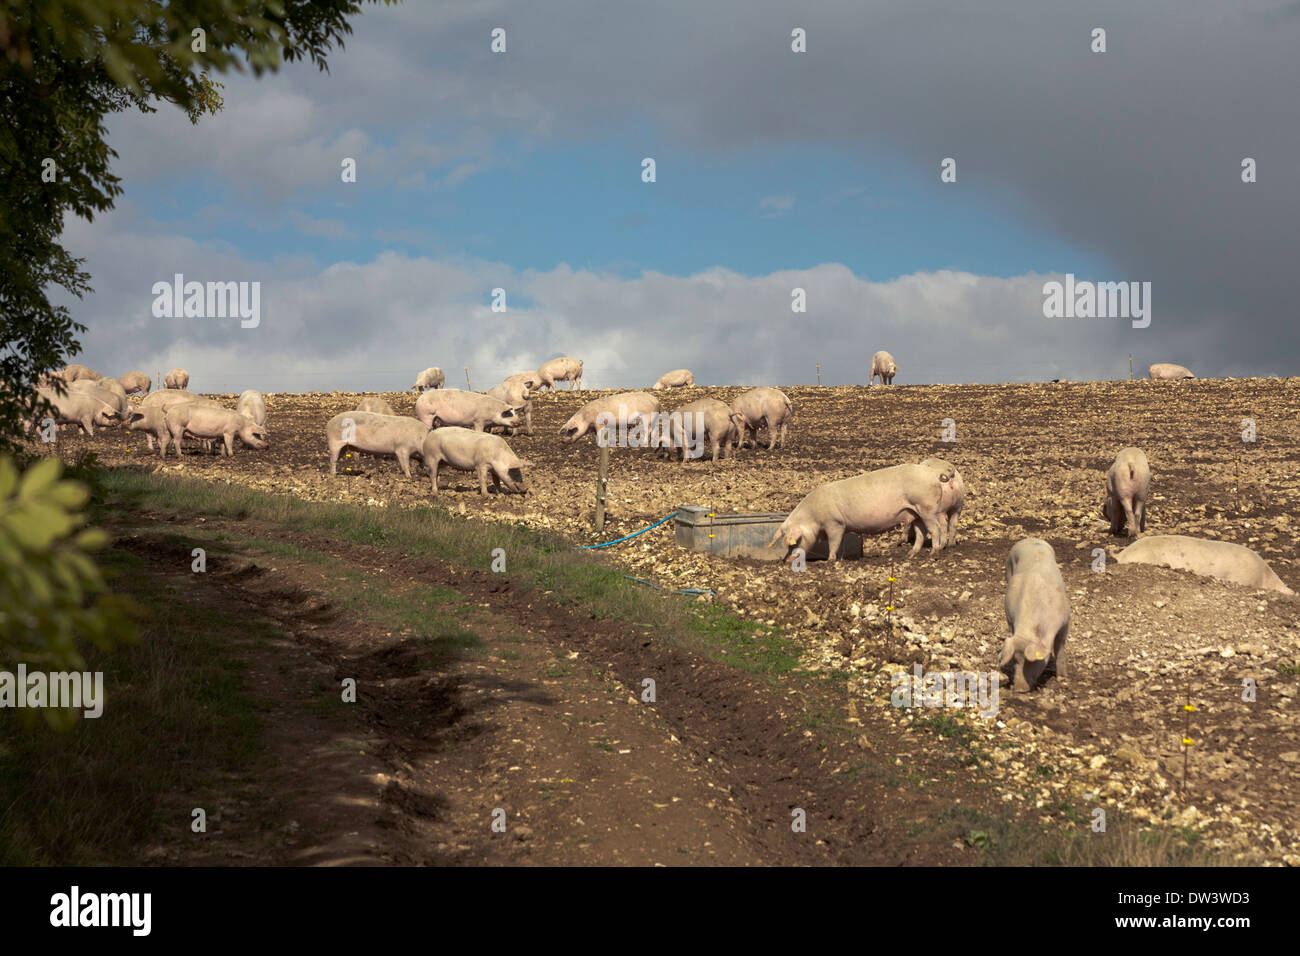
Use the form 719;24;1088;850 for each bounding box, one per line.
63;378;1300;863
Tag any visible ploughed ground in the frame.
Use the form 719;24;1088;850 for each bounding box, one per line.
73;379;1300;864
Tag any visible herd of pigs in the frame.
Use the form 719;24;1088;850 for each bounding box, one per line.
28;352;1289;694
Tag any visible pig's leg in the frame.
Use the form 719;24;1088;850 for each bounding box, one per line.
171;426;184;455
1122;500;1138;538
224;434;235;456
711;437;722;462
825;524;844;562
158;432;169;459
1053;634;1067;680
82;418;95;436
396;448;412;478
478;463;490;494
329;441;342;475
429;456;440;494
778;420;788;448
525;404;533;436
1137;499;1146;533
907;514;927;557
145;433;155;450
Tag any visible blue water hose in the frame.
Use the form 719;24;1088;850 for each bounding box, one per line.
573;511;678;550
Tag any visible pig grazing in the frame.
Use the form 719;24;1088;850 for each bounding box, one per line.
413;367;445;391
327;411;429;477
32;388;118;436
772;463;950;562
536;356;583;392
1001;538;1070;692
486;378;534;436
502;371;540;391
236;389;267;427
415;388;521;432
1103;447;1150;537
870;350;898;385
559;391;661;444
1116;535;1293;595
668;398;738;462
422;427;531;495
118;371;151;395
904;458;966;548
139;390;222;449
166;403;266;457
355;396;395;416
1148;363;1194;380
652;368;695;390
68;380;129;421
125;405;171;458
164;368;189;389
61;363;101;383
731;387;792;451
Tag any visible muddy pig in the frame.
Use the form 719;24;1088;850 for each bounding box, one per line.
1116;535;1293;594
1103;447;1149;537
327;411;429;477
422;426;531;495
1001;538;1070;692
772;463;949;562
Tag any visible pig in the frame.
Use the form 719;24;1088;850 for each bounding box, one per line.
68;380;129;422
118;371;151;395
771;463;951;563
486;378;534;436
422;427;531;495
140;389;222;449
32;388;118;436
904;458;966;549
164;368;189;389
559;392;662;444
536;356;583;392
326;411;429;477
1000;538;1070;692
652;368;695;390
1148;363;1195;380
236;389;267;427
1103;447;1150;537
1116;535;1293;595
667;398;738;462
166;403;267;457
96;377;127;401
415;388;521;432
870;350;898;385
124;405;171;458
61;363;101;383
502;371;541;391
730;387;792;451
413;367;445;391
355;396;395;416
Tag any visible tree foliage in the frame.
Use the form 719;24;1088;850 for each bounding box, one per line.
0;0;389;452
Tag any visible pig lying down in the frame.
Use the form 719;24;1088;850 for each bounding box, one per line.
1116;535;1293;594
327;411;429;477
870;350;898;385
652;368;694;390
536;356;583;392
416;388;520;432
166;403;267;457
1148;363;1195;380
560;392;662;444
1103;447;1149;537
773;463;951;563
1001;538;1070;692
730;387;791;451
422;427;530;495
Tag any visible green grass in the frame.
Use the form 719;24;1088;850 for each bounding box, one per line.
0;547;267;865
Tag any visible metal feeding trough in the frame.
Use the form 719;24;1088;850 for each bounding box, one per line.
673;506;863;561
